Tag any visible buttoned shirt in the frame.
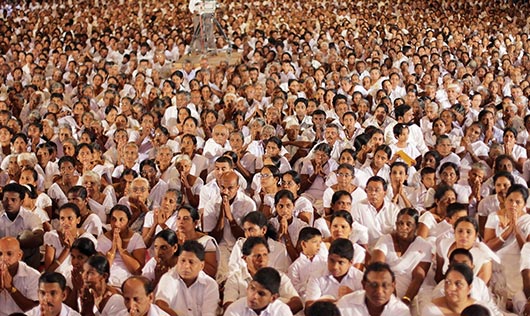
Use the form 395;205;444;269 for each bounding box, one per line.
337;290;411;316
27;303;81;316
0;262;40;316
224;297;293;316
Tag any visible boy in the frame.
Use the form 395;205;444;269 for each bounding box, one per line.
305;238;363;310
287;227;327;300
224;267;293;316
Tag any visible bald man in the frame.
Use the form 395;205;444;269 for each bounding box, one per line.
0;237;40;315
203;171;256;281
203;124;231;166
119;276;169;316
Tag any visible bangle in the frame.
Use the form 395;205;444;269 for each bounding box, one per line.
402;296;411;304
498;234;505;242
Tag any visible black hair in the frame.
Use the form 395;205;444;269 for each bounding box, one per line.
122;276;154;295
22;184;38;199
454;216;479;233
109;204;132;221
493;171;515;188
366;176;388;191
59;202;81;218
242;211;278;241
397;208;419;225
242;237;270;256
330;210;353;228
39;272;67;291
461;304;491;316
363;262;395;282
313;142;332;157
506;183;529;202
2;183;26;200
215;155;234;168
306;301;341;316
71;237;97;257
336;163;355;177
86;255;110;281
439;162;460;179
274;189;295;206
154;229;178;247
68;186;88;200
329;238;354;261
446;203;468;218
180;240;205;261
393;123;409;138
374;144;392;160
420;166;436;178
178;204;200;221
434;185;457;202
504;126;518;138
391;161;409;174
253;267;281;295
424;150;441;168
298;227;322;243
449;248;474;264
445;263;473;286
58;155;76;167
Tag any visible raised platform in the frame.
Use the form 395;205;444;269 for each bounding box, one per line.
174;51;243;68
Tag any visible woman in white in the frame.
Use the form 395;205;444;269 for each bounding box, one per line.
252;165;281;218
387;162;414;209
96;205;146;287
142;189;182;247
503;127;527;173
372;208;431;303
48;156;80;208
170;155;203;208
323;164;367;216
280;171;314;224
67;186;103;236
483;184;530;303
44;203;97;279
142;229;179;288
477;171;514;235
435;216;498;285
417;185;457;243
175;205;219;279
82;171;116;223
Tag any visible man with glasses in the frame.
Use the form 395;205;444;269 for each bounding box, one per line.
337;262;410;316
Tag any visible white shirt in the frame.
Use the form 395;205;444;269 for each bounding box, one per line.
337;290;411;316
351;199;400;247
116;304;169;316
287;252;328;300
0;209;43;238
305;267;363;302
229;237;290;276
27;303;81;316
0;262;40;316
156;269;219;316
224;297;293;316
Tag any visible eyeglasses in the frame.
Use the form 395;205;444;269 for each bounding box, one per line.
131;187;148;193
281;180;296;186
260;173;273;179
337;173;352;178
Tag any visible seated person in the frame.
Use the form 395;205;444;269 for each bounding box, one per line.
27;272;81;316
224;267;293;316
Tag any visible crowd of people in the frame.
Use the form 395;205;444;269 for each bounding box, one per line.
1;0;530;315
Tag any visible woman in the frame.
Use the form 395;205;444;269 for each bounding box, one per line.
436;216;497;284
360;144;391;183
48;156;80;209
65;237;98;311
503;127;526;173
67;186;103;236
484;184;530;301
281;171;313;224
96;205;146;287
80;255;127;316
170;155;203;207
417;185;458;241
44;203;97;275
300;143;338;202
253;164;281;218
388;162;413;209
82;171;115;223
372;208;431;303
175;205;219;278
324;210;368;270
323;163;367;216
422;263;486;316
477;171;515;235
142;229;179;288
424;162;470;207
269;190;309;261
256;136;291;173
142;189;182;247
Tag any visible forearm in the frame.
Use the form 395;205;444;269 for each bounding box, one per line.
47;247;71;272
284;235;299;262
286;296;303;314
183;187;200;208
18;230;44;249
11;289;38;311
119;250;143;274
228;219;245;239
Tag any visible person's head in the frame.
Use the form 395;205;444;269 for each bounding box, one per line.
281;170;301;196
461;304;491;316
298;227;322;258
435;135;453;157
390;162;408;185
242;211;270;239
330;210;353;240
212;124;229;145
58;203;81;232
70;237;97;271
395;208;419;241
219;171;239;200
372;145;391;168
109;204;131;232
153;229;179;264
336;163;355;186
339;148;356;165
362;262;396;308
504;184;529;214
454;216;479;249
177;240;205;282
306;301;341;316
439;162;459;186
242;237;270;274
67;186;89;213
330;190;353;213
449;248;474;270
121;276;155;316
260;165;280;189
176;205;200;233
139;159;158;188
37;272;68;316
433;185;457;212
313;143;331;165
420;167;436;189
0;237;23;268
213;156;234;181
445;203;469;225
328;238;354;280
129;177;150;201
274;189;295;220
246;267;281;312
83;255;110;287
2;183;26;213
444;263;473;305
365;176;388;207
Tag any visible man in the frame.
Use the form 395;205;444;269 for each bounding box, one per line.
224;267;293;316
203;171;256;281
384;104;428;155
203;124;231;166
120;276;169;316
155;241;219;316
27;272;80;316
0;183;44;269
0;236;40;315
337;262;410;316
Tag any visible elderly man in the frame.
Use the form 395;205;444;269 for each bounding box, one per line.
120;276;169;316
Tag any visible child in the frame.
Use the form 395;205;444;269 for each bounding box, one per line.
304;238;363;310
287;227;328;301
389;123;420;167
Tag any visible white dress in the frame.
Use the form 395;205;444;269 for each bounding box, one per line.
44;230;97;278
373;234;431;297
96;232;146;287
437;238;499;277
